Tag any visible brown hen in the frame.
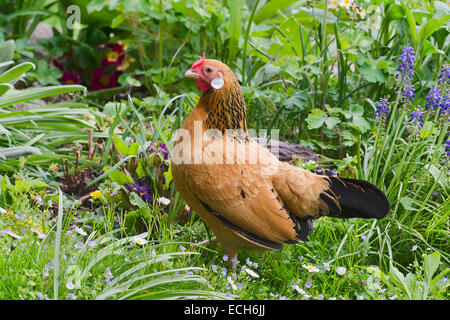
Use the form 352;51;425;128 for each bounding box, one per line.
171;54;389;270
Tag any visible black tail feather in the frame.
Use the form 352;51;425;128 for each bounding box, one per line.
320;177;390;219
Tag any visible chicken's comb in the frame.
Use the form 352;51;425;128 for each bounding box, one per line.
192;52;206;69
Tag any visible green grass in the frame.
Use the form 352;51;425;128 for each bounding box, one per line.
0;0;449;301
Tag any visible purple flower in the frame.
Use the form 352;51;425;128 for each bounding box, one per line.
159;143;170;159
439;94;449;115
125;177;153;203
424;87;442;110
409;108;423;127
305;279;312;288
396;45;415;80
375;97;390;118
402;84;415;103
438;64;450;84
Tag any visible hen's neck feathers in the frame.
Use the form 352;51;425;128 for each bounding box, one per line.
197;71;248;135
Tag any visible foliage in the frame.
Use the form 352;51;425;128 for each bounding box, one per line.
0;0;449;300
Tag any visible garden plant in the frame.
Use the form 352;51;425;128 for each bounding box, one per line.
0;0;448;301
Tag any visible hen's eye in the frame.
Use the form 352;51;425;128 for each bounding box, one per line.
206;68;212;73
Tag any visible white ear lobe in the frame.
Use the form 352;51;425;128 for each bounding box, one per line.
211;77;224;89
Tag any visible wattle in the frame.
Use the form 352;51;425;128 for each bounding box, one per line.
196;79;210;91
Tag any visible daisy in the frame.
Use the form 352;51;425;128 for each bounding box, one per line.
303;264;320;273
131;236;148;245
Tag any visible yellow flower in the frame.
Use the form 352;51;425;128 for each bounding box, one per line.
90;190;102;199
185;204;190;211
106;51;119;62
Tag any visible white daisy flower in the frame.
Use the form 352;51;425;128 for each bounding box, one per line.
303;264;320;273
131;236;148;245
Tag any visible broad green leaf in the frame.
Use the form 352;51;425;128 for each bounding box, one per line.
113;134;129;155
325;117;341;130
424;252;440;283
389;265;411;298
418;15;449;48
0;62;36;83
400;2;417;46
360;63;386;83
103;166;132;186
306;110;327;129
421;39;445;56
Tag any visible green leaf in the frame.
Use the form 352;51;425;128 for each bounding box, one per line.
113;134;129;155
325;117;341;130
418;15;449;49
86;0;106;13
129;192;146;209
163;162;173;190
0;85;86;108
360;63;386;83
0;83;13;97
421;40;445;57
0;146;42;159
400;2;417;46
111;13;126;28
306;110;327;129
400;196;417;211
253;0;298;24
103;166;132;186
0;62;36;83
424;252;440;284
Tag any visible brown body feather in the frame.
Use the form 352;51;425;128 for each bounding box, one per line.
172;59;390;266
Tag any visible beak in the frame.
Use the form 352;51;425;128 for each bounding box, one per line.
184;69;199;78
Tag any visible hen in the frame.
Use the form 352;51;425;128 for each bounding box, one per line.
172;53;390;270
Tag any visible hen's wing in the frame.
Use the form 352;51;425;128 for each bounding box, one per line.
179;138;307;249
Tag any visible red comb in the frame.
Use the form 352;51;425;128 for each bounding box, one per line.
192;52;206;69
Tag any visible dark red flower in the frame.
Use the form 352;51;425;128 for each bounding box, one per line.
91;67;121;90
60;71;80;85
102;43;126;67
